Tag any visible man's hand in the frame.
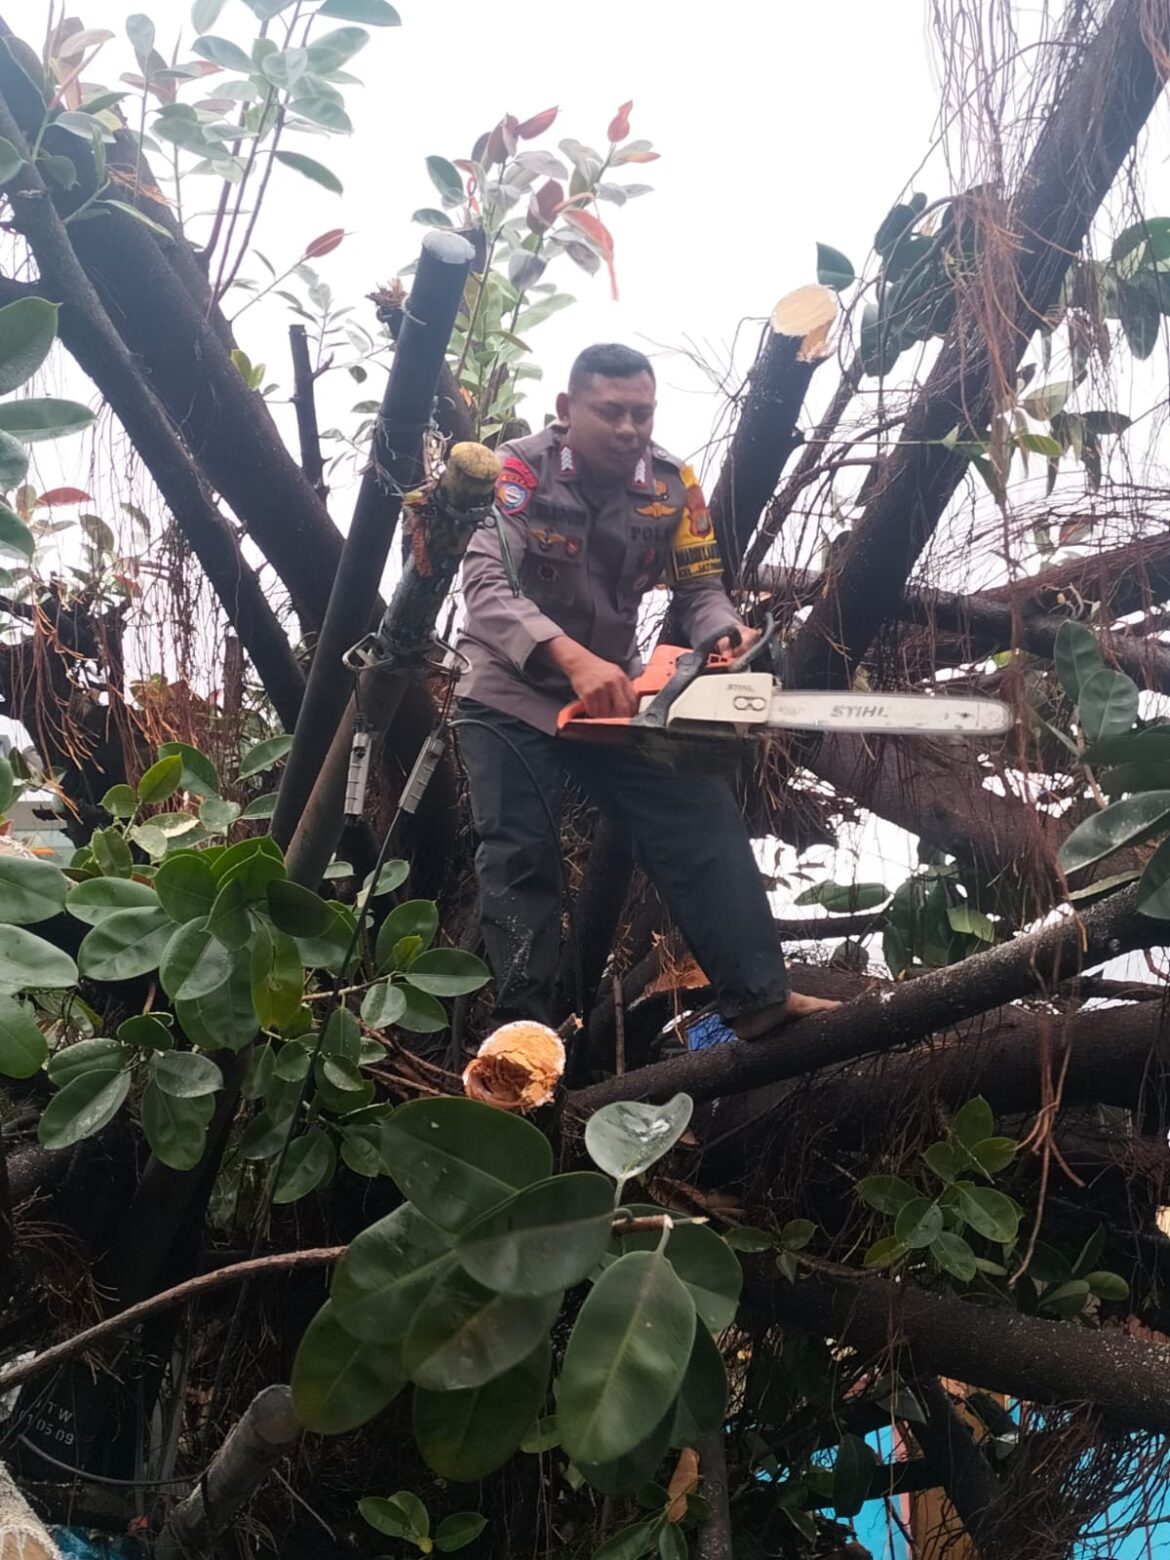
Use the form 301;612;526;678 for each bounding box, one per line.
717;623;762;656
545;636;639;718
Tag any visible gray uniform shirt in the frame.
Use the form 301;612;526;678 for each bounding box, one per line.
457;425;740;733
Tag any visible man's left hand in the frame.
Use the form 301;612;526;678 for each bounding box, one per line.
717;624;761;655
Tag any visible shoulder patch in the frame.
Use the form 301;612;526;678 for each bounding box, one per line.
669;466;722;580
497;456;538;517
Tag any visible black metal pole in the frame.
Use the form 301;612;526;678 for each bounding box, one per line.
271;230;474;852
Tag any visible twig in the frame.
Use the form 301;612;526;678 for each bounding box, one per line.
613;974;626;1077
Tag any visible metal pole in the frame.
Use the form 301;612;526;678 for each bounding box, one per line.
271;229;474;853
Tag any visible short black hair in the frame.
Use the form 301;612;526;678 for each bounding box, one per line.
568;343;655;394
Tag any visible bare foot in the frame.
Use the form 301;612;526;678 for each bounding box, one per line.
732;991;842;1041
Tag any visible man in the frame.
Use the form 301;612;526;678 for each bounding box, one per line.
456;344;837;1037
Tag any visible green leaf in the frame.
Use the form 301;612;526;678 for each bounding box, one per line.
272;150;344;199
930;1230;977;1282
215;837;285;899
382;1097;552;1232
332;1201;456;1344
0;431;26;489
101;784;138;820
1118;271;1163;359
1084;1269;1130;1302
141;1081;212;1170
193;0;229;31
403;1265;560;1391
658;1527;687;1560
585;1094;693;1190
456;1171;614;1296
47;1038;126;1087
863;1235;907;1269
205;877;250;950
405;947;491;998
414;207;454;228
361;978;406;1028
0;755;13;815
398;984;448;1033
158;742;219;797
239;733;292;778
722;1226;774;1253
175;945;259;1052
291;1300;404;1434
856;1174;917;1215
520;1415;560;1454
376;899;438;971
815;243;855;291
267;879;334;937
150;1048;223;1098
154;853;217;924
191;33;254;71
426;153;464;205
0;398;93;442
39;1066;131;1149
971;1136;1017;1175
76;906;172;982
832;1433;877;1520
360;1493;429;1542
241;793;277;821
946;905;995;941
435;1513;488;1554
274;1126;335;1203
137;754;183;806
160;919;235;1003
118;1014;172;1051
780;1218;816;1251
0;506;32;564
289;96;353;132
558;1250;695;1466
199;796;240;834
1058;790;1170;875
0;137;23;185
1039;1279;1091;1318
0;856;68;925
670;1322;727;1445
793;880;889;912
609;1211;742;1333
951;1096;994;1146
261;45;309;89
363;859;410;898
1078;668;1139;745
90;826;134;879
0;996;46;1077
413;1336;551;1482
591;1522;659;1560
317;0;401;18
1138;835;1170;918
66;876;157;924
923;1141;959;1182
1022;379;1077;419
0;298;58;396
956;1184;1021;1244
250;925;303;1030
1112;216;1170;264
893;1197;943;1250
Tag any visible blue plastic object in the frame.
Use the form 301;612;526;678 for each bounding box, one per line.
686;1013;736;1051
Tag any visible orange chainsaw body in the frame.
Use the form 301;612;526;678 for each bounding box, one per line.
557;644;734;741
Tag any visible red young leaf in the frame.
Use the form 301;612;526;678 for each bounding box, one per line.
527;179;564;234
517;106;558;140
36;488;91;507
607;100;632;142
562;209;619;300
615;150;659;164
303;229;345;259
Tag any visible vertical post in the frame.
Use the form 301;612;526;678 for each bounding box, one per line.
271;230;474;853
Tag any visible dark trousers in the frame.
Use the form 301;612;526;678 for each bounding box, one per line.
456;698;789;1027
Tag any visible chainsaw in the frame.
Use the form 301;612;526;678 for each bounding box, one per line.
557;619;1013;751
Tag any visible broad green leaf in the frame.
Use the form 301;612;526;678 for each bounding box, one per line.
291;1300;404;1434
267;879;334;937
780;1218;817;1251
520;1415;560;1454
241;793;277;821
591;1522;659;1560
1138;835;1170;918
930;1230;977;1282
577;1404;675;1496
1058;790;1170;875
0;506;32;564
0;996;46;1077
1078;668;1139;745
412;1336;551;1481
658;1526;687;1560
426;154;463;205
398;984;448;1033
260;45;309;89
815;242;855;291
90;826;133;879
435;1513;488;1554
607;1208;742;1333
1084;1270;1130;1302
361;978;406;1028
215;838;286;900
47;1038;127;1087
405;947;491;998
137;754;183;806
0;431;26;489
160;919;234;1002
924;1141;959;1182
856;1174;917;1215
150;1048;223;1098
101;784;138;820
362;859;409;899
0;298;59;396
557;1250;695;1466
331;1200;456;1344
317;0;400;23
793;880;889;912
208;877;251;949
314;1054;374;1113
199;796;241;834
295;899;357;976
175;946;259;1052
157;742;219;797
670;1322;727;1446
0;138;23;185
0;755;14;815
141;1081;212;1170
307;25;371;69
1022;379;1077;419
359;1493;429;1542
585;1094;692;1191
154;853;217;924
833;1433;877;1520
1040;1279;1091;1318
73;910;185;985
722;1226;774;1253
404;1264;559;1391
192;0;229;31
0;398;94;442
239;733;292;778
456;1172;614;1296
0;856;68;925
274;1127;335;1203
1083;726;1170;767
381;1097;552;1232
38;1066;131;1149
191;34;254;71
863;1236;908;1269
118;1013;172;1051
376;899;438;972
1118;271;1163;359
946;905;995;941
130;824;168;863
250;925;303;1030
955;1184;1021;1244
289;95;353;132
950;1096;994;1146
971;1136;1017;1175
126;13;155;63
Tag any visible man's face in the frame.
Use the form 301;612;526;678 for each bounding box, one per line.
559;371;656;482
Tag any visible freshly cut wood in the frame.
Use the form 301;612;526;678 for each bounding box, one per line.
0;1459;59;1559
769;283;839;360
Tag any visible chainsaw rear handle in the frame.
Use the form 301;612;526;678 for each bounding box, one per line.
636;618;774;728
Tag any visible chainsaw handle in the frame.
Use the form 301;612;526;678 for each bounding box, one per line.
633;623;743;729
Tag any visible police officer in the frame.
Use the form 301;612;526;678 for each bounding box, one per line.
456;344;838;1037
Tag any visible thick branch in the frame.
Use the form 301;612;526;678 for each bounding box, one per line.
567;884;1150;1112
912;1377;1004;1547
289;324;326;500
787;0;1170;689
